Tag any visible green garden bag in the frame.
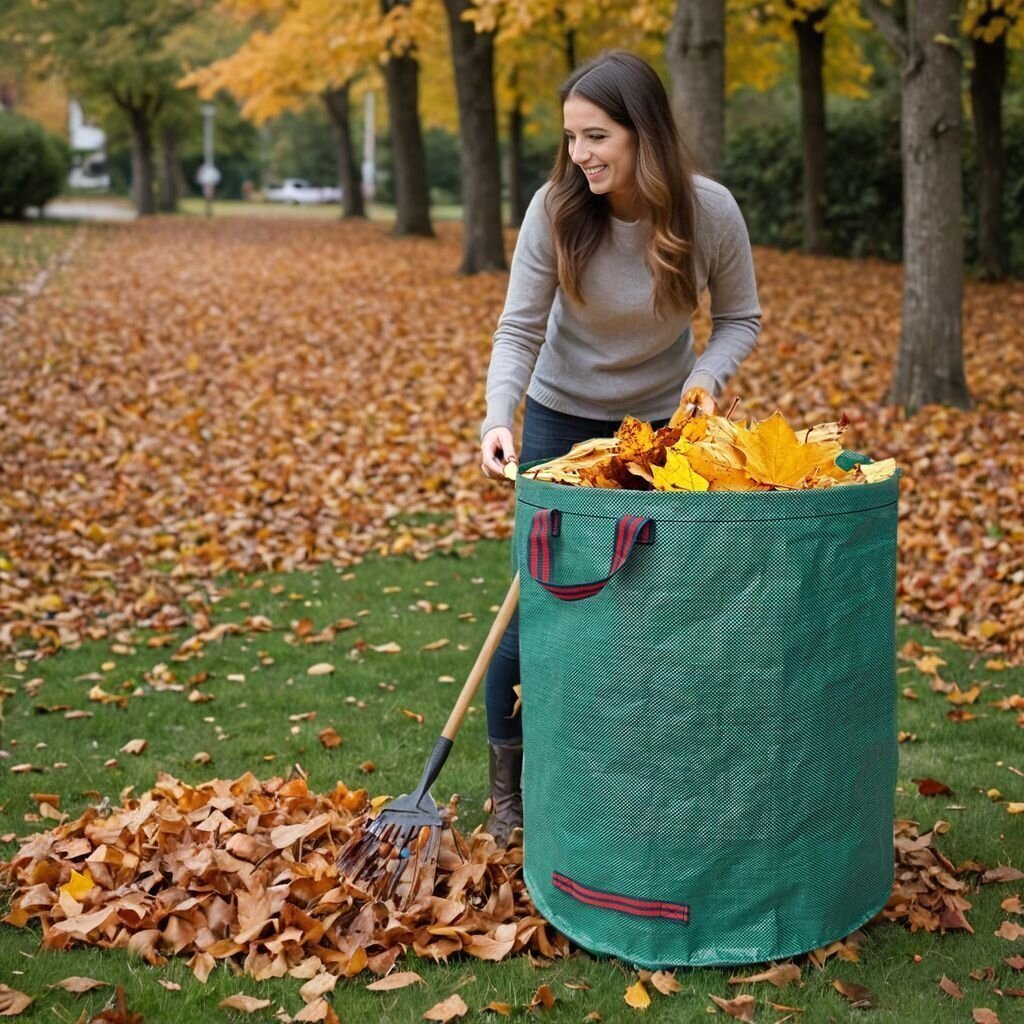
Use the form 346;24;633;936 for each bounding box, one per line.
515;456;899;968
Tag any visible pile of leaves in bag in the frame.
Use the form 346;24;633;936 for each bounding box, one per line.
3;770;1015;993
0;772;567;984
516;391;896;491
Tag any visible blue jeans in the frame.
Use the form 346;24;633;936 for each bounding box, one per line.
485;397;669;741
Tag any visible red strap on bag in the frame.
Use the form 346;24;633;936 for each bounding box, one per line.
527;509;654;602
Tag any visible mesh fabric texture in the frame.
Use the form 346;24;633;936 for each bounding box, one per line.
515;461;899;968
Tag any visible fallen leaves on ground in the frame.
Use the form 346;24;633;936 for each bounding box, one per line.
623;980;650;1010
709;993;756;1020
0;222;1021;660
832;979;877;1008
882;819;975;933
422;993;468;1020
728;963;802;988
0;985;34;1016
0;771;567;984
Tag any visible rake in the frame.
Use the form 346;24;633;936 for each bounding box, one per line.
336;572;521;904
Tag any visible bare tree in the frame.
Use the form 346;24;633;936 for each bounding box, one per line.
667;0;726;178
863;0;970;411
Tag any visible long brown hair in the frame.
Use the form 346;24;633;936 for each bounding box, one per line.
546;51;699;318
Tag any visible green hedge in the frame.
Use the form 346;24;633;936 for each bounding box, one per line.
723;106;1024;275
0;114;69;218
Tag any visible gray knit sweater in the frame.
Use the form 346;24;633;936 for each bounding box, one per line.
482;176;762;437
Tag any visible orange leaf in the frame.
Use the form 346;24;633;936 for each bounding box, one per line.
708;993;756;1021
624;980;650;1010
423;994;468;1021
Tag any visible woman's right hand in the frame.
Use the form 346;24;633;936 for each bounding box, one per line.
481;427;517;480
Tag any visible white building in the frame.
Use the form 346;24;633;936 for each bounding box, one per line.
68;99;110;190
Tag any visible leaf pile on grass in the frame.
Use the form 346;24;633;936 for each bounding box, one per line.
0;771;566;985
0;221;1021;660
883;818;979;933
3;773;1010;992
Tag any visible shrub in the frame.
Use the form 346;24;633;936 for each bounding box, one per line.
0;113;69;218
723;105;1024;276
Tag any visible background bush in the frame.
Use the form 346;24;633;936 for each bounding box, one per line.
723;106;1024;276
0;113;70;218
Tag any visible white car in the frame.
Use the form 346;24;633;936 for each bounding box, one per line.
264;178;341;204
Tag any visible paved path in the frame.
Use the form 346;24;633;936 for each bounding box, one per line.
39;199;137;222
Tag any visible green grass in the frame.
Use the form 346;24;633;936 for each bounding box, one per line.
1;542;1022;1023
0;222;75;295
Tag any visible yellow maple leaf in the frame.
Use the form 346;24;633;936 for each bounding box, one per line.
736;411;841;488
615;415;657;457
624;979;651;1010
60;868;95;902
650;447;709;492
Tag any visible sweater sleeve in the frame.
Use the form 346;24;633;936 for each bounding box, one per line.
683;188;762;397
481;187;559;438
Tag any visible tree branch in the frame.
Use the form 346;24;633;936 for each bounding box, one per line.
862;0;907;56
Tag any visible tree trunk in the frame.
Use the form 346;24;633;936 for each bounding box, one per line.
883;0;970;411
128;107;156;216
971;29;1007;281
793;8;828;253
508;90;526;228
157;125;180;214
381;45;433;236
323;83;366;220
667;0;725;178
443;0;506;273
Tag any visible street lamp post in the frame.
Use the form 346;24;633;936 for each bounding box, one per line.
197;103;221;218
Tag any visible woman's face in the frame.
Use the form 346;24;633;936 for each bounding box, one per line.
563;95;638;219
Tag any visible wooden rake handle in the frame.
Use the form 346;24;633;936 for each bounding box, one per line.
440;572;520;742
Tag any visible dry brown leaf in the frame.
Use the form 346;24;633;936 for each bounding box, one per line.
996;921;1024;941
984;867;1024;885
649;971;681;995
422;994;468;1021
298;973;337;1003
366;972;424;991
972;1010;1000;1024
48;976;107;994
528;985;556;1010
119;739;147;756
1002;896;1023;915
832;980;876;1008
939;975;964;1000
318;727;343;749
90;986;144;1024
219;994;273;1013
307;663;335;676
482;1003;512;1016
0;986;33;1016
294;998;333;1022
709;993;756;1021
728;963;801;988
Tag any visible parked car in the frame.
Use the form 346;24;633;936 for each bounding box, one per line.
264;178;341;204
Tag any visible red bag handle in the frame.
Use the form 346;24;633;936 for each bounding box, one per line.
527;509;655;602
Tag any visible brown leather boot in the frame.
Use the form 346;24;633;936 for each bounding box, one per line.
485;740;523;846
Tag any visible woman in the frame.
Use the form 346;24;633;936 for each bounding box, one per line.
479;50;761;844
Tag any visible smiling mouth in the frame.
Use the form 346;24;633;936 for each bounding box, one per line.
583;165;607;177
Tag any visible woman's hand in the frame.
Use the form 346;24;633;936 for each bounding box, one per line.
481;427;517;480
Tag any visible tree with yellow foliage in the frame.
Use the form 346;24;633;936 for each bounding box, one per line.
183;0;439;232
180;0;377;219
